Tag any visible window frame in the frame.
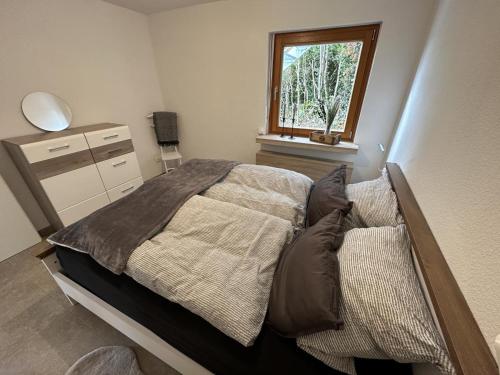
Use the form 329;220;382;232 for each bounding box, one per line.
268;24;380;142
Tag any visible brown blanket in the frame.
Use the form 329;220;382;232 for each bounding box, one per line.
48;159;240;274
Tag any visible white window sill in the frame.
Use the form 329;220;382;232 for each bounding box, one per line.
256;134;359;154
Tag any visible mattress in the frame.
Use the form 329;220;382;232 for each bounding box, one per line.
56;246;411;375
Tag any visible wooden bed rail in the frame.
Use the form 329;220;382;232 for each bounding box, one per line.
386;163;498;375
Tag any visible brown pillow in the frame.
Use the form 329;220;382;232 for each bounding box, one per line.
306;165;352;227
267;209;346;337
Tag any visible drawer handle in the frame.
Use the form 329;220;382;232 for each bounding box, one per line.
48;144;70;152
112;160;127;167
103;134;119;140
121;186;135;193
107;148;123;156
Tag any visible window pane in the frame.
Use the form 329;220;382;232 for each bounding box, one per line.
279;41;363;132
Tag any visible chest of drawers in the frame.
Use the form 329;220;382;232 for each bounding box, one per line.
3;123;143;229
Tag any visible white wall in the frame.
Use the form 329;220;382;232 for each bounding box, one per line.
389;0;500;354
0;0;164;230
149;0;437;182
0;175;40;262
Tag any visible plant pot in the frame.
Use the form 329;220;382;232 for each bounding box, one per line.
309;131;342;145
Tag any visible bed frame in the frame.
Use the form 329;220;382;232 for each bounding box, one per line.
386;163;497;375
37;162;498;375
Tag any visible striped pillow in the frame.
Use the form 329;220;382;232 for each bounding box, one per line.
297;225;455;375
345;170;404;229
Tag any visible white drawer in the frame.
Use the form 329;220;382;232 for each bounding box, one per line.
21;134;89;163
85;126;131;148
40;164;106;211
96;152;141;190
107;177;144;203
58;192;110;226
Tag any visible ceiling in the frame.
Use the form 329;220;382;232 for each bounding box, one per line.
102;0;222;14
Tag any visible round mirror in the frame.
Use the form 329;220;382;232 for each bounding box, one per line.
21;92;72;132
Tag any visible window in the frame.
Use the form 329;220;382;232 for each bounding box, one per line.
269;24;380;142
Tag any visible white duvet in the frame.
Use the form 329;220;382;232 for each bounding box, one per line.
125;164;311;346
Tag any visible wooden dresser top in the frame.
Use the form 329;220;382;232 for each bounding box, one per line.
3;123;124;146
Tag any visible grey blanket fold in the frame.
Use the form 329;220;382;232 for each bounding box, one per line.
153;111;178;145
48;159;240;274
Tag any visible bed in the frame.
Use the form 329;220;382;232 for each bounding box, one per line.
38;161;497;375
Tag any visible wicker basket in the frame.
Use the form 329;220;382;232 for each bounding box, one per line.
309;131;342;145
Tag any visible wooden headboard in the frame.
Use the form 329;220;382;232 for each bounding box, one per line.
386;163;498;375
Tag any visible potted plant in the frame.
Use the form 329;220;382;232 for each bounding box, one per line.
310;96;342;145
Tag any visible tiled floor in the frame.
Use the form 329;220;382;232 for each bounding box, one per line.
0;248;178;375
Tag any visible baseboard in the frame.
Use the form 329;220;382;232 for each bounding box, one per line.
38;225;55;237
